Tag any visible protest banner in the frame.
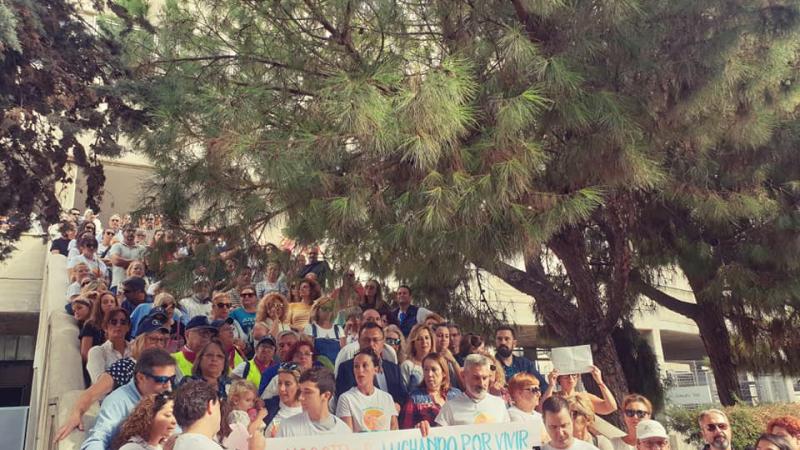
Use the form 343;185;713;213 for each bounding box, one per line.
266;421;539;450
550;344;593;375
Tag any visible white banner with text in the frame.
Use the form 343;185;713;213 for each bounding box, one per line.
267;421;540;450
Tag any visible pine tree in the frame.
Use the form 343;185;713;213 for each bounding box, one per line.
118;0;800;407
0;0;141;258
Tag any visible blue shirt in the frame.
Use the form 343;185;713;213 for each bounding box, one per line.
80;379;142;450
501;355;549;393
130;303;186;336
229;308;256;336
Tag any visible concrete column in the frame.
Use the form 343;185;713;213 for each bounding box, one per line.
644;328;667;376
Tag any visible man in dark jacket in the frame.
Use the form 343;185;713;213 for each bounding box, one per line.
335;322;407;406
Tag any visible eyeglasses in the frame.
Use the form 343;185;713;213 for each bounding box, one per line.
386;337;401;346
109;318;129;326
241;292;256;297
704;423;729;432
215;303;232;309
295;351;313;358
141;372;176;385
624;409;651;419
145;335;170;345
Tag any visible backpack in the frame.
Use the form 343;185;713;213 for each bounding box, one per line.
311;323;341;370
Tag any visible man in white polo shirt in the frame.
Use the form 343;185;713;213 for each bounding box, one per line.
109;224;146;291
434;353;510;427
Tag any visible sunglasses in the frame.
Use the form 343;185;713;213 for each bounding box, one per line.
386;337;401;346
141;372;176;385
215;303;233;309
81;280;92;287
624;409;651;419
280;362;300;371
705;423;729;432
109;318;129;326
526;386;541;394
241;292;256;297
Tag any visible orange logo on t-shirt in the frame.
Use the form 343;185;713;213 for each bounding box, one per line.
362;408;386;431
474;412;494;424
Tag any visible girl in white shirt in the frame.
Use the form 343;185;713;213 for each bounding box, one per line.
112;392;176;450
267;363;304;437
336;348;399;432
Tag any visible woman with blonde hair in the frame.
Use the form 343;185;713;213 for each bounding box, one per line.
111;392;176;450
305;296;346;368
569;394;614;450
256;292;291;337
483;353;511;405
609;394;653;450
400;324;436;390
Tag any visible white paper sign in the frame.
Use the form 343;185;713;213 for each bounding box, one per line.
266;421;539;450
550;344;593;375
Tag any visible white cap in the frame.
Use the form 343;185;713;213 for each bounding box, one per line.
637;420;668;441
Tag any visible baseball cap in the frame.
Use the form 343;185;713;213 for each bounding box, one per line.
185;315;218;332
147;306;169;323
637;420;668;441
136;316;169;337
256;336;276;348
122;276;146;293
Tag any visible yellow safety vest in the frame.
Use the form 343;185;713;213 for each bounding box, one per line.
172;351;194;377
241;359;262;388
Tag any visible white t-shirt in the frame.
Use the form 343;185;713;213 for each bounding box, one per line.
609;437;634;450
67;254;107;276
544;439;600;450
179;296;212;319
508;405;543;423
335;387;397;432
66;281;82;301
333;341;397;376
109;242;146;288
303;323;344;340
276;412;352;437
435;392;511;426
266;402;303;437
173;433;222;450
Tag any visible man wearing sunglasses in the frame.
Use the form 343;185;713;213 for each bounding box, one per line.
698;409;732;450
81;348;177;450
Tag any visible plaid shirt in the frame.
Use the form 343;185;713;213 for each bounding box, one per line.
399;387;461;429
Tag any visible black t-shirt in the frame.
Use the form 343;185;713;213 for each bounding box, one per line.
50;238;70;257
78;322;104;347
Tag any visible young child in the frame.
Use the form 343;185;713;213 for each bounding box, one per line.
225;379;266;450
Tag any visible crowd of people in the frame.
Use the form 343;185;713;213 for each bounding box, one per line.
48;209;800;450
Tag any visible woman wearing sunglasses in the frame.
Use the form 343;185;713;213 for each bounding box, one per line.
266;362;303;437
543;365;618;415
111;392;176;450
609;394;653;450
87;308;131;383
508;372;549;444
384;325;406;364
399;352;461;429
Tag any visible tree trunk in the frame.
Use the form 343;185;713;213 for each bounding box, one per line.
631;273;740;406
585;333;628;426
694;296;740;406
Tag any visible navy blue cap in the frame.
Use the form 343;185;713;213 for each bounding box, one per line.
185;315;218;332
136;316;169;337
256;336;276;348
147;306;169;322
210;317;234;328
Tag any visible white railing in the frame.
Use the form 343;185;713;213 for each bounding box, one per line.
27;254;90;450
